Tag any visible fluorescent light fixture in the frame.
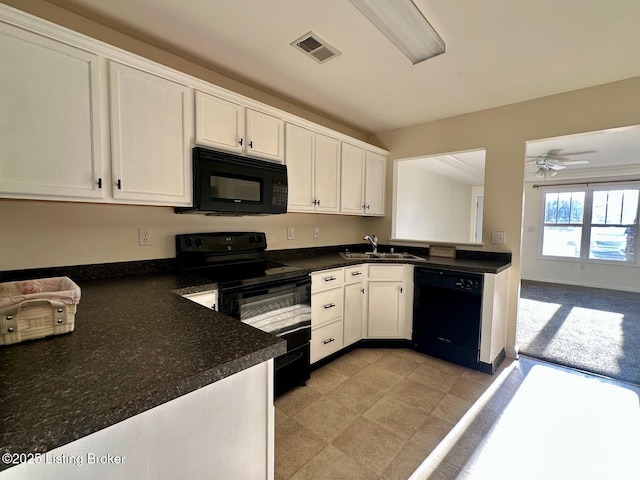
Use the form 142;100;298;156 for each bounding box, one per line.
349;0;445;64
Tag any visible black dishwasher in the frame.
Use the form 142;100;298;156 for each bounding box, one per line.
412;267;483;370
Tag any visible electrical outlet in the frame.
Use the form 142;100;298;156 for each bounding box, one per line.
287;227;294;240
313;227;320;239
139;228;151;246
491;231;506;245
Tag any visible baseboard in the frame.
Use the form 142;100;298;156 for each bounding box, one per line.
310;339;413;371
478;349;506;374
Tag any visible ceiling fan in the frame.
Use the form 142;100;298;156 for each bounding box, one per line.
526;149;594;178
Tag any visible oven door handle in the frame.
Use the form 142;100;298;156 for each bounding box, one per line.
275;350;305;370
222;277;310;297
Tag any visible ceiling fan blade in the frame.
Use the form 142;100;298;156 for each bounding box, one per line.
550;164;566;170
554;150;597;156
561;160;590;166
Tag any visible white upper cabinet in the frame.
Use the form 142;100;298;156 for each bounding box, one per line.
0;22;104;200
364;151;386;215
195;91;284;163
245;108;285;162
340;143;366;214
314;133;341;212
285;123;340;213
109;62;193;206
1;6;387;208
195;91;244;154
340;143;386;216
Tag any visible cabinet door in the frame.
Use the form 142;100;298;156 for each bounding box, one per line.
195;91;244;154
343;281;365;346
364;151;386;216
314;134;341;213
285;123;315;212
109;62;192;206
0;23;103;200
367;281;404;338
246;108;284;162
340;143;365;214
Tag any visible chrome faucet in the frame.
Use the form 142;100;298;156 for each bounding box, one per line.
363;234;378;254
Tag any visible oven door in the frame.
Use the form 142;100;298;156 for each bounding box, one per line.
219;275;311;396
220;276;311;345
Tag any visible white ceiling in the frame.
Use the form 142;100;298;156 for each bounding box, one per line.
46;0;640;135
526;125;640;181
408;149;486;186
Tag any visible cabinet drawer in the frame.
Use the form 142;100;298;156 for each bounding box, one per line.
344;264;367;283
311;320;344;363
368;264;404;281
311;287;343;327
311;268;344;292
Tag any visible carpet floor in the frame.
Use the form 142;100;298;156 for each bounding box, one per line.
517;280;640;386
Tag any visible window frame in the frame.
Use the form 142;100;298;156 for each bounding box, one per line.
538;184;640;266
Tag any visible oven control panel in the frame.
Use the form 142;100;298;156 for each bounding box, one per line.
177;232;267;253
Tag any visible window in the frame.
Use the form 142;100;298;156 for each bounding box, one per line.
541;186;639;263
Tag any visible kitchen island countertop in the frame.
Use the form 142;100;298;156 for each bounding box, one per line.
0;272;285;471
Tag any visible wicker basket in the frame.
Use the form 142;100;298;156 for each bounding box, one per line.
0;277;81;345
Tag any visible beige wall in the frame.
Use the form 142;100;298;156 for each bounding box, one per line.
367;77;640;354
0;200;365;270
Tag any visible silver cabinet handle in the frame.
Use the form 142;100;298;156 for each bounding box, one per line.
351;271;362;276
323;303;336;309
324;276;336;282
323;338;335;345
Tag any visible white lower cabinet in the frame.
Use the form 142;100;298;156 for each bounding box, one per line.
343;265;367;347
310;269;345;363
311;320;344;364
367;265;412;339
311;286;343;328
310;263;412;364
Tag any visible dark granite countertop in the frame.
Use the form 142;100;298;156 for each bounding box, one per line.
0;272;285;471
270;246;511;274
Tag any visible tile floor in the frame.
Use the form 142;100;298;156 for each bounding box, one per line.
274;348;511;480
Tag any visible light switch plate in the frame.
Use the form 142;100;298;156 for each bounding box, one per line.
313;227;320;239
287;227;294;240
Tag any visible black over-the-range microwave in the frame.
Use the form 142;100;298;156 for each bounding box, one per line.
176;147;288;215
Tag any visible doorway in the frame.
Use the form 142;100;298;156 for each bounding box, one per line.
517;125;640;386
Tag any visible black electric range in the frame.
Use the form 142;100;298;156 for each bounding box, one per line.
176;232;311;395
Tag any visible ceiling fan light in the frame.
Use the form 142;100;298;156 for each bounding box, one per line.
535;168;546;178
349;0;445;64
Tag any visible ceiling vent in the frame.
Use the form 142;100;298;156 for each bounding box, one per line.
291;32;341;64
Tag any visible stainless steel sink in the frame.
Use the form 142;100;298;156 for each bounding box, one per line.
340;252;380;260
339;252;426;261
376;252;426;260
